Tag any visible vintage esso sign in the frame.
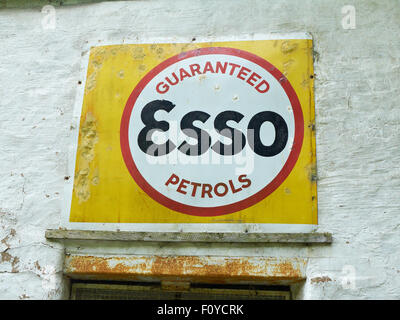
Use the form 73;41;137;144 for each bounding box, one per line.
67;38;317;228
120;47;304;216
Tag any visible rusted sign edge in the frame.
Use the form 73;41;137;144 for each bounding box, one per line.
64;254;307;284
46;229;332;244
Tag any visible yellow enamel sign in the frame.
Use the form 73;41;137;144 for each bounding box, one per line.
68;37;317;227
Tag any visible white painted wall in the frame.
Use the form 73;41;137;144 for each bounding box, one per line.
0;0;399;299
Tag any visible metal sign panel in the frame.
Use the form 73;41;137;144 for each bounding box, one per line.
63;35;317;232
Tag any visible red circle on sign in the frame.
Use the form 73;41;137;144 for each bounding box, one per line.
120;47;304;216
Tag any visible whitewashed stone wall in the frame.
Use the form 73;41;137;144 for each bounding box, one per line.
0;0;399;299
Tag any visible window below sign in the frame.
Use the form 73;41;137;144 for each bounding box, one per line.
70;280;291;300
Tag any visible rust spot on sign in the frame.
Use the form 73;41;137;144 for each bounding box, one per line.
65;255;306;284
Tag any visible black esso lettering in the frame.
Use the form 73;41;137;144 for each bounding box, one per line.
211;111;246;155
178;111;211;156
247;111;288;157
137;100;289;158
138;100;176;156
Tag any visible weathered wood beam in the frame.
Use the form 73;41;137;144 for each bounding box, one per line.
46;229;332;244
